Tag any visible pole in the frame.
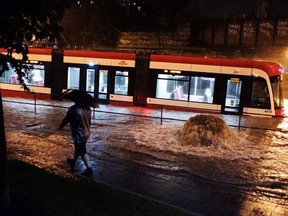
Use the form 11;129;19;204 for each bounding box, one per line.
160;105;163;125
224;0;227;21
34;93;36;114
0;90;10;210
238;113;242;131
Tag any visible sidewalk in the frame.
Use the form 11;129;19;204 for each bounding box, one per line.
76;158;207;216
78;105;288;216
76;151;287;216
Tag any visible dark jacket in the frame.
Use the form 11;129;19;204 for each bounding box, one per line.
59;104;91;143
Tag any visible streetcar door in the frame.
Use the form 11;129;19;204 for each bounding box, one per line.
98;69;109;101
224;78;242;114
85;68;109;103
86;68;95;95
67;67;80;90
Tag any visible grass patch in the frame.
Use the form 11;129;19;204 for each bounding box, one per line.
4;160;189;216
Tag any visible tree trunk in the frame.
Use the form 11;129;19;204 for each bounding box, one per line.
0;90;10;210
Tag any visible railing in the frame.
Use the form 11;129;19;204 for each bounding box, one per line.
2;96;288;133
2;97;179;123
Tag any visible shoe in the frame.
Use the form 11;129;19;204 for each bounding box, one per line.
67;158;75;171
81;167;93;177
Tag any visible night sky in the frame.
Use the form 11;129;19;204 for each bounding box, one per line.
196;0;288;18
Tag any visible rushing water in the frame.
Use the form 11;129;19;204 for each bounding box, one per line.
3;98;288;214
95;113;288;195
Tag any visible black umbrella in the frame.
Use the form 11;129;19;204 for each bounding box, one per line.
60;90;99;108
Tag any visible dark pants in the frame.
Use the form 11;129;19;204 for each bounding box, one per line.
74;141;87;156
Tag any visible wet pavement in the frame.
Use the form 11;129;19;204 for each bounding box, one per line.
3;97;288;216
80;143;288;216
78;156;247;216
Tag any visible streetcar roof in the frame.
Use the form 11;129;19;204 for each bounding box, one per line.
1;48;285;77
150;54;285;77
63;49;136;60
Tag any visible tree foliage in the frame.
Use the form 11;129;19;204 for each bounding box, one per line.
0;0;72;81
0;0;72;211
61;0;196;48
61;0;122;49
119;0;190;32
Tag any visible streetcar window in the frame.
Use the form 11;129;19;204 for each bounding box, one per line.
0;63;45;86
98;70;108;99
0;67;7;83
25;64;45;86
86;69;95;92
156;74;189;100
270;76;283;108
114;70;128;95
189;76;215;103
67;67;80;90
251;78;270;108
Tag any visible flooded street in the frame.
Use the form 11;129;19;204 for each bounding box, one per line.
3;97;288;215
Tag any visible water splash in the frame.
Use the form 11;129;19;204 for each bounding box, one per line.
179;114;238;149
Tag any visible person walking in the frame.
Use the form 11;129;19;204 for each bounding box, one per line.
58;103;93;176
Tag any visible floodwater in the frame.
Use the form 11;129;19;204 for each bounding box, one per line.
3;97;288;215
